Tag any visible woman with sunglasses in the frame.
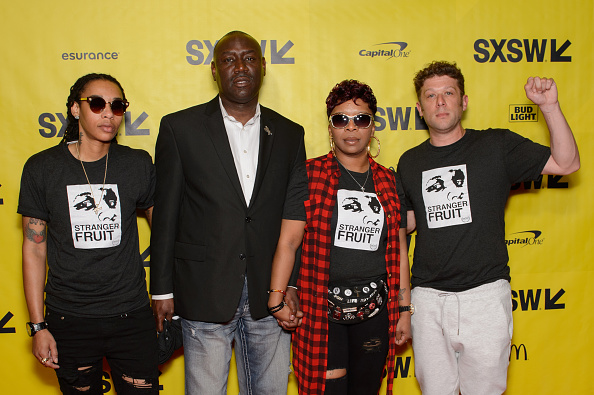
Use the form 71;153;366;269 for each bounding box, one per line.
19;73;159;393
268;79;411;395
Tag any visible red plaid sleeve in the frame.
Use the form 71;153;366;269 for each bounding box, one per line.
293;153;402;395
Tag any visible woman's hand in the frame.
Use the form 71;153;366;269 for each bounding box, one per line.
395;312;412;346
32;329;59;369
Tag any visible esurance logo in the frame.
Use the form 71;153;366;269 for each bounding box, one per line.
359;42;410;60
62;51;119;61
474;39;572;63
186;39;294;65
505;230;544;247
38;112;149;138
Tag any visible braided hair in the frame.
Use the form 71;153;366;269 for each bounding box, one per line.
62;73;126;144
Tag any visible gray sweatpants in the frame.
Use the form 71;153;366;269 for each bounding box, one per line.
411;279;513;395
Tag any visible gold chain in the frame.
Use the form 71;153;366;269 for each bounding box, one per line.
76;142;108;214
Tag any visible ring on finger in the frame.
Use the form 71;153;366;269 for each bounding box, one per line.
41;357;49;364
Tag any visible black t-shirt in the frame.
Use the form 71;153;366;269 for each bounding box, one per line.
18;142;155;317
397;129;550;291
283;159;407;285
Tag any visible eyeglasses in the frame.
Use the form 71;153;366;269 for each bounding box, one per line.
79;97;129;116
329;113;374;129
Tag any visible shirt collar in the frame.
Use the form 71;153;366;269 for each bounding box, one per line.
218;97;261;125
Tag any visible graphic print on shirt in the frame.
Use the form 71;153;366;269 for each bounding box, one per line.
67;184;122;249
422;164;472;229
335;189;384;251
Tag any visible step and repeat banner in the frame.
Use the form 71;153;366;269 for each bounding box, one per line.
1;0;591;393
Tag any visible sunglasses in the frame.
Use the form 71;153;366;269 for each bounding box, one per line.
79;97;129;116
329;113;374;129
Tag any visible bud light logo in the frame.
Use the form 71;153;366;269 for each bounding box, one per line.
509;104;538;122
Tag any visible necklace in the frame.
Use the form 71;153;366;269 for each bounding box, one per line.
76;142;109;214
337;159;371;192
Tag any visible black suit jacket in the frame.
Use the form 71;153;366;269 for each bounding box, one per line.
150;96;306;322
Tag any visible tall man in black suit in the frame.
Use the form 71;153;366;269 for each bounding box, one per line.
150;31;306;394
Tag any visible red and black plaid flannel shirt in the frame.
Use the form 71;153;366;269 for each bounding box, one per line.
293;152;402;395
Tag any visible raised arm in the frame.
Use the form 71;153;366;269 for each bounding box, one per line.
22;216;59;369
524;77;580;175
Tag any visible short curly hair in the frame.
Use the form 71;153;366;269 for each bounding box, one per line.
326;80;377;117
413;61;465;100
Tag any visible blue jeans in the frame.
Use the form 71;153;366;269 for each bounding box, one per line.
181;277;291;395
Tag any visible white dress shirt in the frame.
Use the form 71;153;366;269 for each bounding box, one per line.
152;99;262;301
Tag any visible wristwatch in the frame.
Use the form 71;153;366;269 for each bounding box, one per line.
398;304;415;315
26;321;48;337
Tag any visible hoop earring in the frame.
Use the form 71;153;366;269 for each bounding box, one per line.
367;135;380;159
330;137;336;157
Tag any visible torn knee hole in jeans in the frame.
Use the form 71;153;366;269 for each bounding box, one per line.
72;366;94;392
362;337;383;353
325;368;347;380
121;374;157;389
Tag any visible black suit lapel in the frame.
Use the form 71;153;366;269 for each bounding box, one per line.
249;108;275;208
204;98;247;208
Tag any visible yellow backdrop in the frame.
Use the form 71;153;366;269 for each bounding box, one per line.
1;0;591;393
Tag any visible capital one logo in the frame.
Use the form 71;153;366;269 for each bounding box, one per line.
474;39;571;63
38;112;149;138
186;39;295;65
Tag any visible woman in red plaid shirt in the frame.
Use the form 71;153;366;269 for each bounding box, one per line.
268;80;411;394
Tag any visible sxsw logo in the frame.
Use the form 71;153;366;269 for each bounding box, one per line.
359;42;411;60
510;343;528;360
374;107;427;131
394;356;415;378
511;174;569;190
0;312;16;334
142;247;150;268
186;39;294;65
509;104;538;122
512;288;565;311
474;39;572;63
38;112;149;138
505;230;544;247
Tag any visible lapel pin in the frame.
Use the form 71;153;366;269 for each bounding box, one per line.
264;126;272;136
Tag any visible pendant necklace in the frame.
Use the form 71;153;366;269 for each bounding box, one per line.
76;142;109;214
337;159;371;192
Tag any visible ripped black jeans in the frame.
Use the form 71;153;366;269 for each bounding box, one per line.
325;305;389;395
45;305;159;394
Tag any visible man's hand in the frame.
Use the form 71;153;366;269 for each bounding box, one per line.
525;77;559;113
279;287;303;331
33;329;59;369
395;312;412;346
152;298;175;332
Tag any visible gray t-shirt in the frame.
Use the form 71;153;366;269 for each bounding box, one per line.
18;142;155;317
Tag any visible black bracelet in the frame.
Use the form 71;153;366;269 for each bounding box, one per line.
267;301;286;314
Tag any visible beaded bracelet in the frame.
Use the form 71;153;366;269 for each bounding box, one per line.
267;301;286;314
267;289;287;296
